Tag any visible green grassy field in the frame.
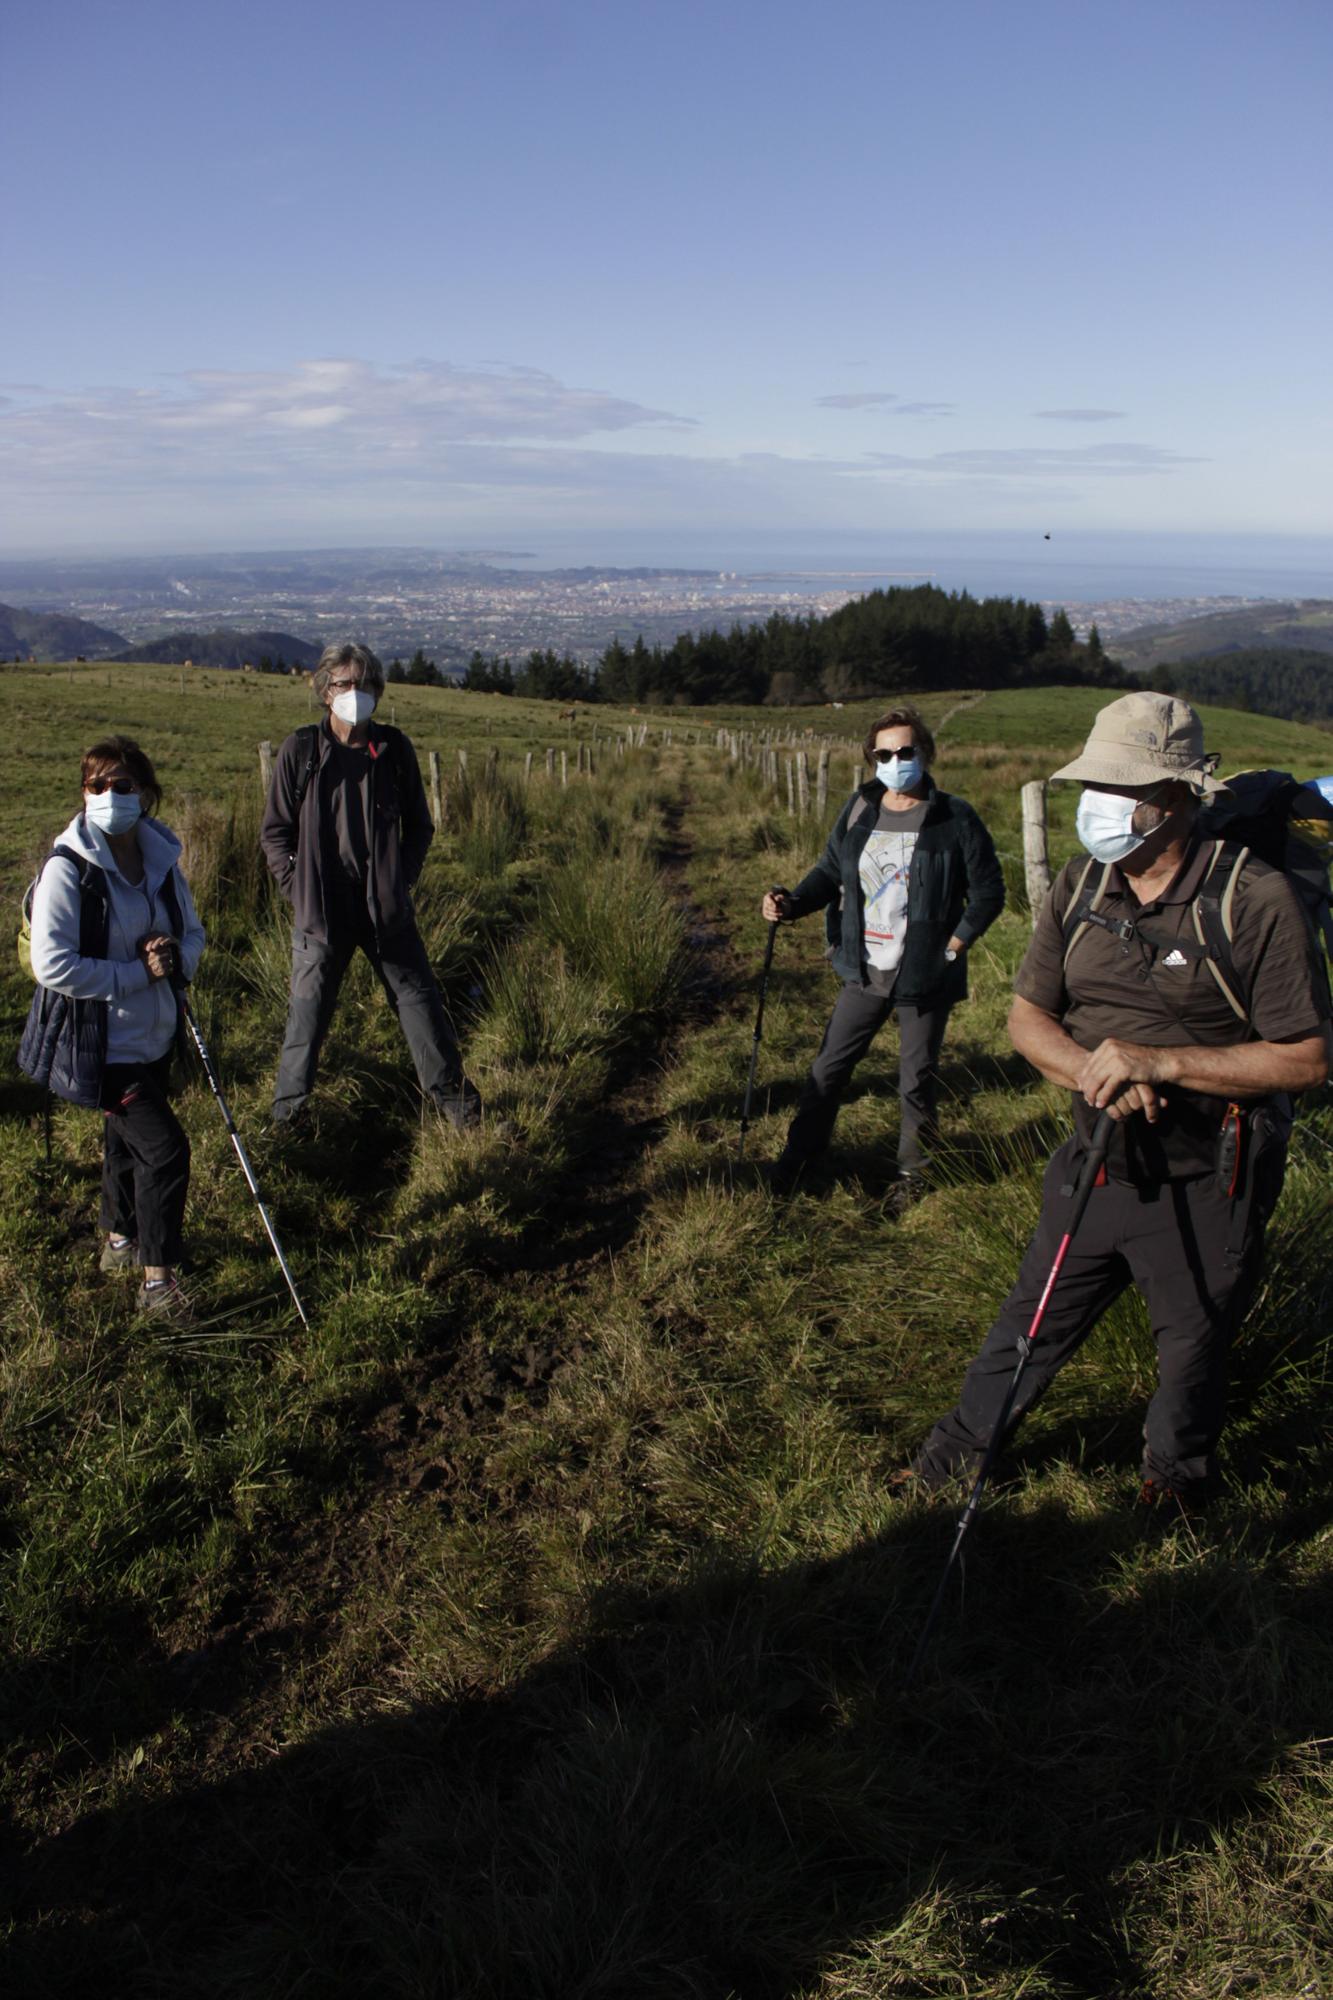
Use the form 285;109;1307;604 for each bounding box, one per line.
3;662;1332;1997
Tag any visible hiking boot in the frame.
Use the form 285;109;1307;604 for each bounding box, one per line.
763;1152;809;1198
99;1234;140;1273
883;1171;927;1219
136;1276;195;1325
271;1101;312;1135
1135;1477;1201;1526
430;1080;484;1131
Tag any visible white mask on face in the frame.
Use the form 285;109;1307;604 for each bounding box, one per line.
84;789;143;836
1075;788;1154;864
331;688;377;725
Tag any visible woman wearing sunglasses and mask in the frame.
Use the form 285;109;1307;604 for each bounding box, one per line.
23;736;206;1319
762;703;1004;1206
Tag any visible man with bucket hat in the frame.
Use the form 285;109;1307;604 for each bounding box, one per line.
904;691;1330;1516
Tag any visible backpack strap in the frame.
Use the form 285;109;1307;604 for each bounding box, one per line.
847;791;875;833
1191;840;1250;1024
289;723;322;815
1060;854;1111;974
50;843;110;956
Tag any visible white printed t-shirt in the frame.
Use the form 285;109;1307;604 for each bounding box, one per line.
858;798;929;990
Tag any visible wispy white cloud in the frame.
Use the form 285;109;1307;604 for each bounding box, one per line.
859;442;1199;478
817;391;898;409
0;357;1201;544
1033;408;1128;422
0;358;692;478
818;392;954;417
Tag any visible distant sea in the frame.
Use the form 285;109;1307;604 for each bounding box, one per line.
504;531;1333;605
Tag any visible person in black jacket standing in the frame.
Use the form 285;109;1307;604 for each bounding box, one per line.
260;641;481;1130
764;704;1004;1202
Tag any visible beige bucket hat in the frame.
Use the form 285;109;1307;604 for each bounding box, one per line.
1050;690;1226;795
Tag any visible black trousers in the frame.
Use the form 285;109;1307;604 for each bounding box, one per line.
272;910;469;1121
99;1056;190;1266
917;1125;1286;1492
783;979;951;1175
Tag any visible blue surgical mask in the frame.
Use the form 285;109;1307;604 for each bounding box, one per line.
1075;788;1147;864
876;752;923;791
85;789;143;837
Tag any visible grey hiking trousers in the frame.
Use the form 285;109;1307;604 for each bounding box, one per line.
782;979;951;1175
272;912;477;1124
916;1119;1287;1493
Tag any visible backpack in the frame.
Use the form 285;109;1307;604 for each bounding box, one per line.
1060;770;1333;1027
18;842;106;978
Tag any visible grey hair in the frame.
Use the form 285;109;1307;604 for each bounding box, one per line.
312;641;385;703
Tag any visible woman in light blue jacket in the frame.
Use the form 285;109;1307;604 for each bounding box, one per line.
28;736;206;1319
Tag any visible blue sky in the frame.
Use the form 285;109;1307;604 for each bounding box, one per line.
3;0;1331;556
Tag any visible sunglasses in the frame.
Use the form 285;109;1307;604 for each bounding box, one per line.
86;777;140;795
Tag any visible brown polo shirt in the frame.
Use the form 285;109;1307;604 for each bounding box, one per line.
1016;838;1328;1178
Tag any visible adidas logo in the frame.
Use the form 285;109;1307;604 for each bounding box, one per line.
1161;948;1188;969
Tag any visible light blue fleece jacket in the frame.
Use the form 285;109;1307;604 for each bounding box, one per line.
29;812;207;1065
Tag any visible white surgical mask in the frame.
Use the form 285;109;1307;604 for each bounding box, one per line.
84;789;143;837
1075;788;1149;864
876;752;923;791
332;688;377;725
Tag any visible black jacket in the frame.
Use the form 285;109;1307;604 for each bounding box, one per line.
259;720;433;941
788;778;1005;1004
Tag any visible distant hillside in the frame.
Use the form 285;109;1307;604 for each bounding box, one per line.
111;628;322;669
0;600;127;659
1115;599;1333;674
1154;647;1333;729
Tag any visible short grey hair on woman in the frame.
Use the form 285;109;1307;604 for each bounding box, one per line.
313;641;385;703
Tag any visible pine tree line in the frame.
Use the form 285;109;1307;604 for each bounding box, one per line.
397;587;1125;706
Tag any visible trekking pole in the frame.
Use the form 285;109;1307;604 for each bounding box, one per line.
905;1107;1114;1685
178;991;310;1330
738;887;784;1158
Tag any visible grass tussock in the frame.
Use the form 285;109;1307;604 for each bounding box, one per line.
443;759;529;876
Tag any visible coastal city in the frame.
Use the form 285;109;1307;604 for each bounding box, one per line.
0;546;1276;669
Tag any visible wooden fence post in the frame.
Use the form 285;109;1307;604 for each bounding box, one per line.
524;750;534;784
1022;779;1052;925
561;750;568;788
428;750;443;826
258;740;273;794
546;748;556;779
785;758;796;816
796;751;810;818
816;745;830;817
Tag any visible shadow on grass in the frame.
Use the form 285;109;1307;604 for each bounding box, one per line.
8;1491;1330;1999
